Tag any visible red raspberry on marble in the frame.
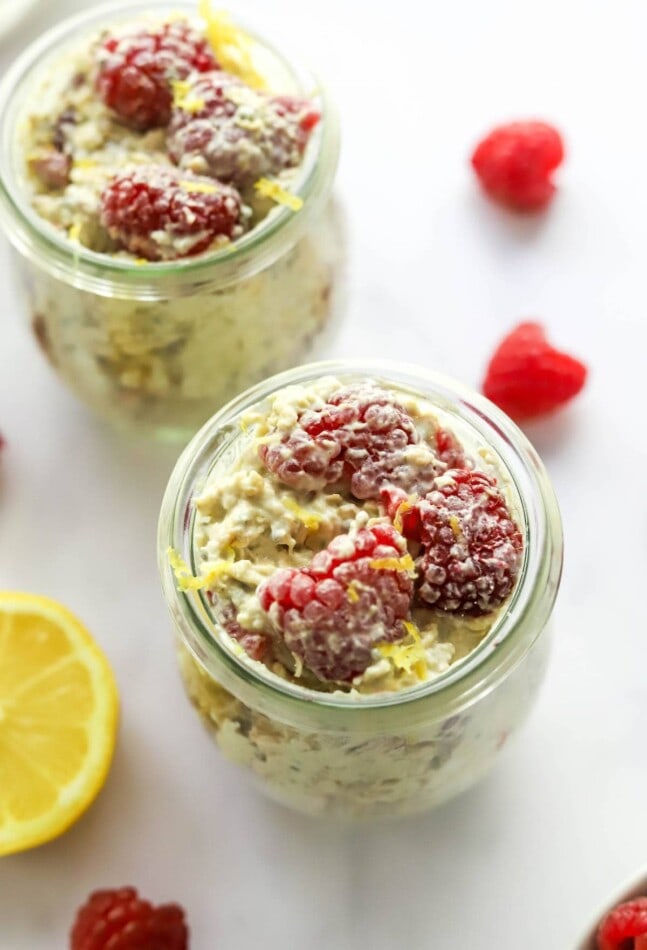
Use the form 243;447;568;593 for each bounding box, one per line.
167;72;319;187
414;469;522;615
482;321;588;420
471;121;564;211
100;165;244;261
96;21;217;129
258;524;413;682
70;886;188;950
259;384;421;497
597;898;647;950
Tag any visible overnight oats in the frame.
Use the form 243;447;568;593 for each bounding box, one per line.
159;360;563;819
0;1;341;437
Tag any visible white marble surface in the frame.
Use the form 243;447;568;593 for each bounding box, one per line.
0;1;645;947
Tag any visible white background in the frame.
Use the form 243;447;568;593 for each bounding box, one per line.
1;1;645;948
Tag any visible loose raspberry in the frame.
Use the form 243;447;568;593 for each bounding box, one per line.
597;898;647;950
96;21;218;129
258;524;413;682
471;121;564;211
70;886;188;950
100;165;244;261
413;469;522;615
259;384;427;499
482;321;588;420
168;72;319;187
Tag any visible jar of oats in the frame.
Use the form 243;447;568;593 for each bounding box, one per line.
0;1;342;438
158;359;563;818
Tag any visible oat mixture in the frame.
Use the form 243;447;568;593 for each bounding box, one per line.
169;376;533;815
13;7;339;432
180;376;523;694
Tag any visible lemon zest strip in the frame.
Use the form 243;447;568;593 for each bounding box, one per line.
347;582;360;604
73;158;98;171
369;554;415;574
254;177;304;211
283;497;320;531
393;496;417;534
179;179;220;194
168;547;235;591
198;2;267;89
377;621;427;680
449;515;463;540
171;79;206;113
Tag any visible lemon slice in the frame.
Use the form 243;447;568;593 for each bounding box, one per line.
0;592;118;856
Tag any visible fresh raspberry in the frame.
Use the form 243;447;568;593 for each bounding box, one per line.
413;469;522;615
96;21;217;129
218;601;269;662
259;384;424;499
167;72;320;187
471;121;564;211
434;426;468;469
482;321;588;420
70;886;188;950
258;524;413;682
597;898;647;950
380;485;423;540
100;165;244;261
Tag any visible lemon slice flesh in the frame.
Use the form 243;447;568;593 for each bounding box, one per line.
0;592;118;856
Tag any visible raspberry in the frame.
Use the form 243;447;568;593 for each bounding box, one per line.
218;600;269;662
70;886;188;950
434;426;467;470
471;121;564;211
258;524;413;682
413;469;522;615
259;384;423;498
482;321;588;420
167;72;319;187
100;165;244;261
597;898;647;950
96;21;217;129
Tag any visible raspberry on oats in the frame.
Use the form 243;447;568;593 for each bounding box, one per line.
70;886;188;950
471;120;564;211
434;426;468;470
414;469;522;615
597;898;647;950
96;21;218;129
167;71;319;187
100;165;244;261
258;524;414;682
259;384;421;497
482;321;588;420
219;601;269;662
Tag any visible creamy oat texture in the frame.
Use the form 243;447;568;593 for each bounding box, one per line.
193;377;497;694
14;12;340;434
170;377;541;817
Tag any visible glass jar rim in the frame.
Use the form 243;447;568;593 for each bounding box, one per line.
158;358;564;730
0;0;340;299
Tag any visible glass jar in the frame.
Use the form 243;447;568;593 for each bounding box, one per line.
158;359;563;818
0;1;342;440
